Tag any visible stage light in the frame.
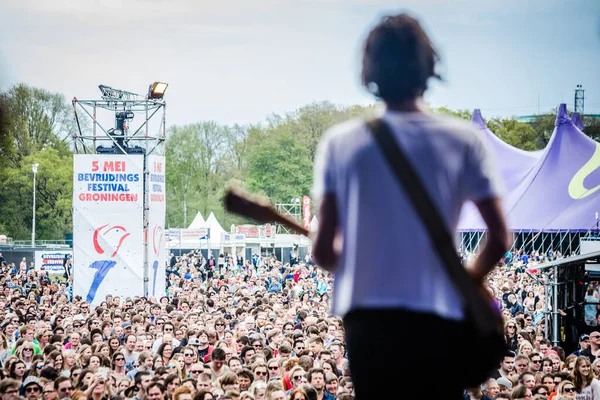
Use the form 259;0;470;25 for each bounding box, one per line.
148;82;168;99
107;128;125;151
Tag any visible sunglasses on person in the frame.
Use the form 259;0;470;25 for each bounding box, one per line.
115;357;125;361
268;366;279;370
26;387;40;393
190;370;202;374
564;387;575;393
255;371;267;376
59;387;74;393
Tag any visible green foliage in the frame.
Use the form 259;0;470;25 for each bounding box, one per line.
582;115;600;141
246;128;313;204
0;83;74;166
0;83;75;240
0;149;73;240
5;82;595;239
530;111;558;147
165;122;228;228
432;106;472;120
487;118;540;151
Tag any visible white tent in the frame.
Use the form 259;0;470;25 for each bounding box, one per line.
206;212;226;238
310;216;319;232
188;212;206;229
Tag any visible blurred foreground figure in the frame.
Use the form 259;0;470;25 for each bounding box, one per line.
312;13;510;399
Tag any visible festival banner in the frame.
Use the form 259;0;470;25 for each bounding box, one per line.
302;196;311;231
235;224;274;238
147;155;166;299
72;154;144;304
34;250;72;273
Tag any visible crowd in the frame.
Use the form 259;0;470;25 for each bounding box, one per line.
0;247;598;400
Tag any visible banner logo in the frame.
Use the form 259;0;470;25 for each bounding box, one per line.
568;142;600;200
87;224;131;303
93;224;130;257
152;225;164;257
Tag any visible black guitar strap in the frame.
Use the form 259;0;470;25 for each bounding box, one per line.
366;118;497;335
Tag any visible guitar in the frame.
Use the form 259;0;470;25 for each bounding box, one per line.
224;183;506;386
224;186;310;237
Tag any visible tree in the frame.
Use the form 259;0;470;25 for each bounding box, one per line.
581;115;600;141
0;84;75;240
0;83;74;167
245;127;313;204
487;118;540;151
530;111;558;148
165;121;229;228
165;125;202;228
0;149;73;240
432;106;472;121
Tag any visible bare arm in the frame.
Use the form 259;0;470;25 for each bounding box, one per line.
467;197;510;282
312;193;340;271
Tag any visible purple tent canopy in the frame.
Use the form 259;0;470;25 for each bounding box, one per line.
572;112;585;131
471;109;541;191
459;104;600;232
458;110;542;231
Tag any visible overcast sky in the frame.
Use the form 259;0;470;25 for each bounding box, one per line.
1;0;599;128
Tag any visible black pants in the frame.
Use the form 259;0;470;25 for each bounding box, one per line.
344;308;469;399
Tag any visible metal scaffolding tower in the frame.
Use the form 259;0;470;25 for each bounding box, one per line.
275;199;302;234
574;85;585;115
72;83;168;296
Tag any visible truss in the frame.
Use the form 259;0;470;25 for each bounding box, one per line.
458;230;586;256
275;203;302;234
71;85;166;156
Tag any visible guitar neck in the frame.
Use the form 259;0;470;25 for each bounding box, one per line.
224;188;311;237
267;210;310;237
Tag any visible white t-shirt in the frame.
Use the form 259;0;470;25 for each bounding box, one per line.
312;110;503;320
576;378;600;400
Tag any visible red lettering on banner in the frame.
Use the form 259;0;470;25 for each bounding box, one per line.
103;161;126;172
78;193;138;202
92;161;99;171
154;162;162;173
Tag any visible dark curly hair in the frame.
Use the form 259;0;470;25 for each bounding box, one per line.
361;13;441;103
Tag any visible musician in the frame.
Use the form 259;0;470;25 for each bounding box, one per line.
311;13;510;398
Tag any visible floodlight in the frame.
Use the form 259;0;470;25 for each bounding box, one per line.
107;128;126;150
116;111;135;120
148;82;168;99
32;163;39;173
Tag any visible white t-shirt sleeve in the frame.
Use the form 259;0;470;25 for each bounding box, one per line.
591;378;600;400
463;131;504;202
312;131;335;199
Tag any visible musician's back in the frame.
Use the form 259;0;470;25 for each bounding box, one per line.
313;110;502;320
310;13;509;399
